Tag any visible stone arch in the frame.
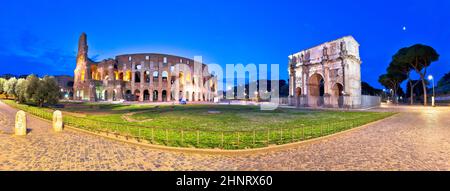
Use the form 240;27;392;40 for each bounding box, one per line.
144;71;150;83
80;70;85;81
308;73;324;96
179;72;185;85
119;72;124;80
125;90;132;101
112;89;117;101
91;65;98;80
143;90;150;101
186;73;191;83
162;71;168;81
332;83;344;108
295;87;302;96
153;90;158;101
135;71;141;83
125;70;132;81
134;89;140;101
162;90;167;102
308;73;325;107
332;83;344;96
104;90;108;101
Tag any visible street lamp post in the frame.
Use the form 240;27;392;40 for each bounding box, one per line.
390;89;394;104
428;75;435;107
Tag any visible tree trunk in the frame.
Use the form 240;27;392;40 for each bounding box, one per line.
410;87;414;105
393;85;397;104
421;78;427;106
409;80;419;105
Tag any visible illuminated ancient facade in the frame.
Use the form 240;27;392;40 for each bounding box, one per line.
74;33;217;102
288;36;362;108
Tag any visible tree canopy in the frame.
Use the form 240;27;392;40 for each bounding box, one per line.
0;75;60;107
0;78;6;94
382;44;439;105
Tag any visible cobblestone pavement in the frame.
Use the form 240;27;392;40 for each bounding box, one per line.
0;101;449;171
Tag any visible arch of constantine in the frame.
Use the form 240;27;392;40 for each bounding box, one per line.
288;36;362;108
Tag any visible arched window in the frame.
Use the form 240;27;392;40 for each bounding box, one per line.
119;72;124;80
186;73;191;83
153;71;159;80
144;71;150;83
114;71;119;80
162;71;168;81
179;72;185;85
125;70;132;81
80;70;85;81
135;72;141;83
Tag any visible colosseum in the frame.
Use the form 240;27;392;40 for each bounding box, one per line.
74;33;218;102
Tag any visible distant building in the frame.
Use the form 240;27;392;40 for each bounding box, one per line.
73;33;218;102
54;75;74;99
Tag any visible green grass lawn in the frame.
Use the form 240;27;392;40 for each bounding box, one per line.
3;100;395;149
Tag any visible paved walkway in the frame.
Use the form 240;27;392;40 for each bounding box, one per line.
0;101;449;170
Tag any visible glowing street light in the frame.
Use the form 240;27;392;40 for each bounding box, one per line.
428;75;435;107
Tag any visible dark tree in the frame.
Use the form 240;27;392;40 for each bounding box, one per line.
361;82;382;96
378;71;407;103
395;44;439;105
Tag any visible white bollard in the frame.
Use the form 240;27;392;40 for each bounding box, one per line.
15;110;27;136
52;110;64;132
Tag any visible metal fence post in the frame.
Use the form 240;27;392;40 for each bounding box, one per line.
253;130;256;146
126;126;130;139
327;122;330;135
138;128;141;141
280;128;283;142
291;128;294;142
237;132;240;147
302;127;304;140
181;130;184;145
196;130;200;146
221;132;224;148
151;128;154;142
320;124;323;136
166;129;169;144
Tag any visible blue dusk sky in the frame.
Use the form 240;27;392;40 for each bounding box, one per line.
0;0;449;89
